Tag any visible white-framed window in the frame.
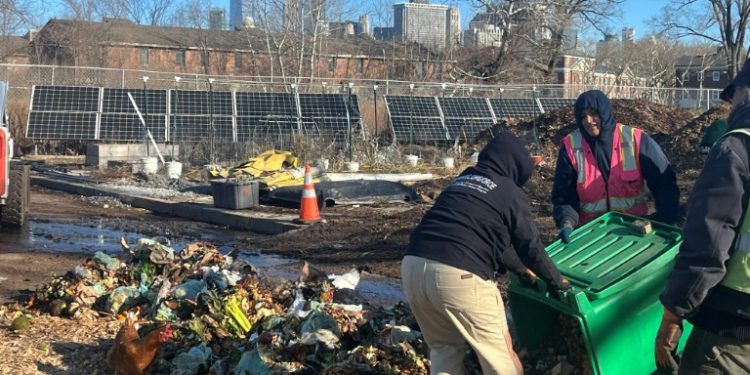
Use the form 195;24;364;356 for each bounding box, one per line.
416;61;426;78
711;90;720;100
713;71;720;81
698;71;704;81
328;57;336;72
139;48;149;65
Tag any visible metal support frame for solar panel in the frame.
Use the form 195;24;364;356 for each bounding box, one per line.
438;97;496;141
490;98;541;119
26;85;101;140
385;95;450;142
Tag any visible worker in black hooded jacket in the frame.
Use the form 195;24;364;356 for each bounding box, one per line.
551;90;680;243
402;131;568;375
655;57;750;373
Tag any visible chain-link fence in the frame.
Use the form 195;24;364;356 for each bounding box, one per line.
0;63;724;166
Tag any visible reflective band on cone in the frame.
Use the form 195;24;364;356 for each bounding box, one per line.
295;164;321;224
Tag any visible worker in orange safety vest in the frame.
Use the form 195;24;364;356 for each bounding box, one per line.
551;90;680;243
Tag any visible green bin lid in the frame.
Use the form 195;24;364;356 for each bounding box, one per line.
546;212;682;299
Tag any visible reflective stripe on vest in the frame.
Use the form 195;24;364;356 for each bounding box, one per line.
720;128;750;293
563;124;647;225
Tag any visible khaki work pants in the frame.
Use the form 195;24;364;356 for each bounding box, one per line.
401;255;521;375
679;326;750;374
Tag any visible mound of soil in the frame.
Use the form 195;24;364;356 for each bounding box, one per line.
665;103;732;172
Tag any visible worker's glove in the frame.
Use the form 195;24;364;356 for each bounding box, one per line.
558;225;573;244
548;278;571;300
518;269;538;289
654;308;683;374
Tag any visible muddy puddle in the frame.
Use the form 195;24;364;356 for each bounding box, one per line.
0;218;405;306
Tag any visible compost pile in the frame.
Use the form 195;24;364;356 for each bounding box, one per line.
665;103;732;171
3;239;430;374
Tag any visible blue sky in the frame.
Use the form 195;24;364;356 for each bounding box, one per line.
212;0;671;40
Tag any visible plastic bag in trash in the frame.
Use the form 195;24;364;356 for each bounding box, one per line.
300;311;341;336
172;279;205;300
92;251;121;271
171;343;212;375
107;286;141;314
298;329;340;349
234;349;270;375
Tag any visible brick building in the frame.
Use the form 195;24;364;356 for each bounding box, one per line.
27;17;452;82
553;50;648;98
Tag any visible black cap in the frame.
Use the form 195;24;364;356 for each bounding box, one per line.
721;57;750;102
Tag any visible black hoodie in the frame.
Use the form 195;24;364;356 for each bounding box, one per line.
551;90;680;227
406;132;564;287
661;58;750;340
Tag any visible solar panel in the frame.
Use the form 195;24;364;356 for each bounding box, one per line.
539;98;575;113
438;97;493;118
170;90;233;116
301;118;362;140
299;94;347;117
490;98;541;119
236;92;297;116
236;116;299;141
100;114;167;141
31;86;99;112
438;97;495;140
171;115;233;141
102;89;168;114
444;118;494;141
27;112;96;140
390;117;448;142
386;96;441;117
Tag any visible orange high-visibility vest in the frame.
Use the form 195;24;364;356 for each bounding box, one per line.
562;123;648;226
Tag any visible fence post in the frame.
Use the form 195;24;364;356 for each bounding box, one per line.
51;66;55;85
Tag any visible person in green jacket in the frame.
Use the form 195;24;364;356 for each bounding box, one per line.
699;118;729;154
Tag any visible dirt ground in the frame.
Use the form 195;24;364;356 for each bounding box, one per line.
0;99;718;374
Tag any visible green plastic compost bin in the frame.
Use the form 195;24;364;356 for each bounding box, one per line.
509;212;692;375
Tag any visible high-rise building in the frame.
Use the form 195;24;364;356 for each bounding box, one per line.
390;1;460;50
358;14;370;36
209;8;226;30
229;0;242;31
622;27;635;42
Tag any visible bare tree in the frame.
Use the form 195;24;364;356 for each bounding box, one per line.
0;0;40;35
655;0;750;77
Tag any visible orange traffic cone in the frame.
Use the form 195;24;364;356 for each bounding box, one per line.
296;164;321;224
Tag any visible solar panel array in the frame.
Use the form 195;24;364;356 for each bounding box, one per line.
27;85;362;143
386;95;576;142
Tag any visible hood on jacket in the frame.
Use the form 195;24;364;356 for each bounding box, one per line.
473;131;533;187
574;90;617;142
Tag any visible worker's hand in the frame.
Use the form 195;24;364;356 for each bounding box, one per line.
654;308;683;374
558;225;573;244
548;278;571;300
518;269;538;289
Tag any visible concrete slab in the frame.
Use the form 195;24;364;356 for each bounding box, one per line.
31;175;302;234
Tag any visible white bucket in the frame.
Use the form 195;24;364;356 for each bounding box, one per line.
404;154;419;167
134;157;158;174
317;158;330;171
441;157;455;168
166;161;183;179
343;161;360;172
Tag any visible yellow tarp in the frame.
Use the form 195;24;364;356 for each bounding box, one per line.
209;150;320;189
